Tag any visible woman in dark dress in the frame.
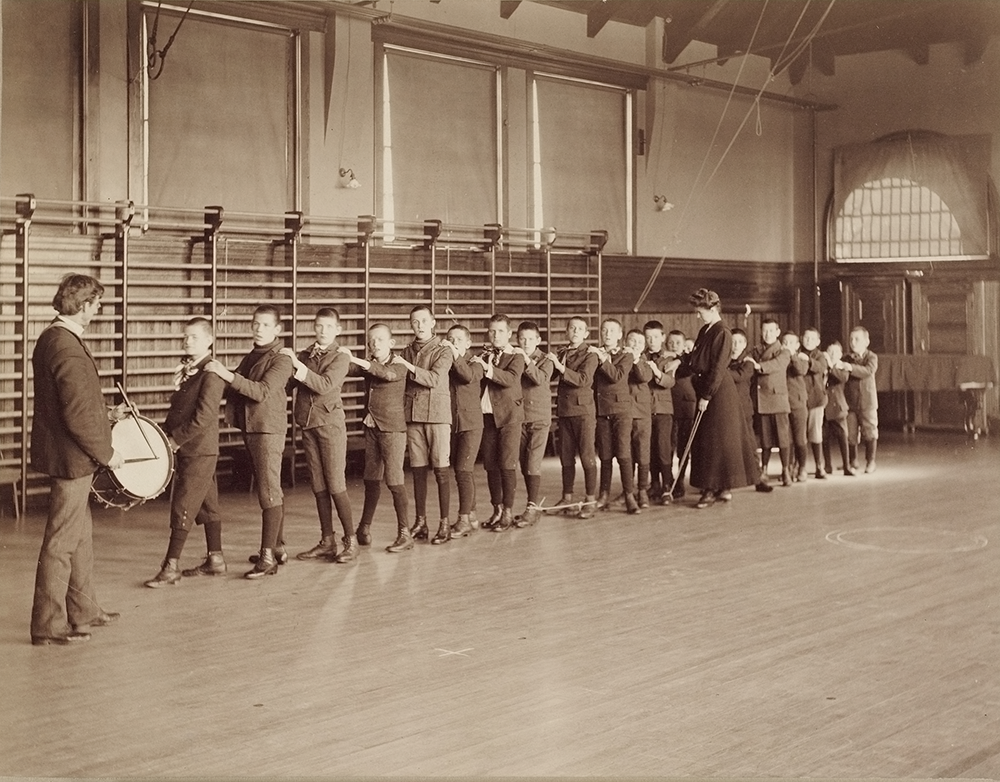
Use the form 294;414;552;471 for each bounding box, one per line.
677;289;760;508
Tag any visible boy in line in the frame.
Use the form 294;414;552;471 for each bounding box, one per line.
667;329;696;500
282;307;355;564
781;331;811;482
747;318;791;490
473;314;525;533
444;324;484;539
145;317;228;587
626;328;654;508
837;326;879;474
344;324;411;551
823;341;853;476
546;317;599;518
207;305;293;579
593;318;639;515
513;321;554;527
393;306;454;544
801;327;829;479
642;320;677;505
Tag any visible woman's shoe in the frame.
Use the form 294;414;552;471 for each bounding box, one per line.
714;490;733;502
695;491;716;509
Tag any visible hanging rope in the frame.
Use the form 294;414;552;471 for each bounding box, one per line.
632;0;837;312
147;1;194;81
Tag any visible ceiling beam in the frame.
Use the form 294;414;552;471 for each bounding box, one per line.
499;1;521;20
587;0;620;38
662;0;732;63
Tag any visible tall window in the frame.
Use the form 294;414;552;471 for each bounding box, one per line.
835;178;962;260
143;7;295;212
380;46;499;234
531;74;632;253
831;132;992;262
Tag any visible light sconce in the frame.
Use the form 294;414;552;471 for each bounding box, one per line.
654;195;674;212
339;168;361;189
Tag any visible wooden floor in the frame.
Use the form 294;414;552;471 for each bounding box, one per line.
1;431;998;779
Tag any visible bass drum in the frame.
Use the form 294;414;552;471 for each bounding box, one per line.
91;414;175;510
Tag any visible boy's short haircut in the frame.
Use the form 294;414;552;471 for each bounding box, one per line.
369;322;392;336
803;326;820;338
254;304;281;324
447;324;471;340
602;317;623;330
567;316;589;328
490;313;513;328
626;328;644;340
186;316;214;337
667;329;685;339
731;327;747;338
517;320;541;337
827;339;843;351
782;332;799;343
761;317;780;328
850;326;870;338
316;307;340;322
643;320;665;333
409;305;433;319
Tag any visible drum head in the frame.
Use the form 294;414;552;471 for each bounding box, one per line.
110;416;173;499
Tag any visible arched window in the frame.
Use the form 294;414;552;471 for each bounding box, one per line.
829;131;995;262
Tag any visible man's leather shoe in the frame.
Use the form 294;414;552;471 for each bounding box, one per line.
577;497;597;519
88;612;120;627
356;523;372;546
624;493;641;515
755;481;774;493
714;490;733;502
636;490;650;509
781;469;793;487
815;470;827;479
695;491;716;509
32;631;91;646
483;505;503;529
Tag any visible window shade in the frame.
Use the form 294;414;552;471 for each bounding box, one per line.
384;49;497;227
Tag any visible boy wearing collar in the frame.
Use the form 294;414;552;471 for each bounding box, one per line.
473;314;525;533
145;317;228;587
207;304;293;578
282;308;355;563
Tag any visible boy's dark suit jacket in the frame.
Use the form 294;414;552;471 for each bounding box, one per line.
845;350;879;412
751;341;791;415
628;356;653;419
594;349;634;417
520;348;554;425
555;344;598;418
225;344;293;434
355;357;406;433
449;354;485;433
164;355;225;456
290;345;350;430
647;350;677;416
481;350;525;428
31;321;114;479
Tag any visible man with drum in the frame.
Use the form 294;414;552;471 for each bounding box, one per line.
30;273;124;646
145;317;228;587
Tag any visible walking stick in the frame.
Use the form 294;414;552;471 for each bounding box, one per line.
665;406;705;503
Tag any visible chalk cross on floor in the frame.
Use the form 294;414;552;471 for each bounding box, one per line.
435;647;473;657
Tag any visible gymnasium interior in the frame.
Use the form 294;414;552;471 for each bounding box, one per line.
2;0;999;777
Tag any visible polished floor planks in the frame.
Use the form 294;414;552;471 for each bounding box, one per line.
0;431;998;778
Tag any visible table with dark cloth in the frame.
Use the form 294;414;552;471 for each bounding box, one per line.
875;354;996;392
